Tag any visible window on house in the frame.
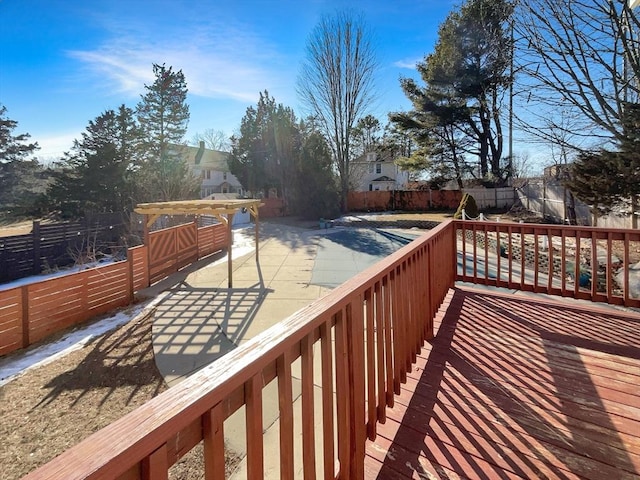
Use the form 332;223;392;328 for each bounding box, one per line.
367;152;376;162
223;172;227;180
206;170;211;180
368;163;374;174
375;163;382;174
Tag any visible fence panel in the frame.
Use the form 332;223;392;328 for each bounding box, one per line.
86;262;130;317
0;287;24;355
27;272;89;344
148;228;178;284
197;223;227;258
175;223;198;269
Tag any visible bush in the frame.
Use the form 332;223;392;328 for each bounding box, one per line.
454;193;479;219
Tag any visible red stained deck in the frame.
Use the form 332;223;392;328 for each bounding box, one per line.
365;285;640;480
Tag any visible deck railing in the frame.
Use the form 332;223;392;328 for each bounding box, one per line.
20;219;640;479
23;220;457;479
455;220;640;308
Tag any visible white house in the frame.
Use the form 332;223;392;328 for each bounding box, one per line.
350;151;409;192
182;142;244;198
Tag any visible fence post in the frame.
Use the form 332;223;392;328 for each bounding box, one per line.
32;220;41;275
127;247;134;303
21;285;30;348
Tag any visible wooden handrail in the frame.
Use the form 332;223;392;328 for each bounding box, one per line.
455;220;640;308
23;220;457;480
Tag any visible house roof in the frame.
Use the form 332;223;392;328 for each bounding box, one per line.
173;144;231;171
372;175;395;182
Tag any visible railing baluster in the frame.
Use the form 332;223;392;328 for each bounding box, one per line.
319;320;335;480
365;289;376;440
624;232;630;305
347;298;366;480
534;229;540;290
334;309;351;477
374;281;386;422
245;375;264;478
607;233;613;302
277;351;294;480
141;444;168;480
203;404;225;480
300;334;316;480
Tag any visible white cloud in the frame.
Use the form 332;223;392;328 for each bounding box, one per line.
393;58;420;70
67;23;294;104
33;130;80;160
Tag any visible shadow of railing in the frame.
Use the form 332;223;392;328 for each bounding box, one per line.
375;288;640;478
32;312;164;410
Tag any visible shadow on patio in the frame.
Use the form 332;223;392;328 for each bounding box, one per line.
151;272;272;386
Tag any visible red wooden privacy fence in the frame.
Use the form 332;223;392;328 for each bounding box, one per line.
0;222;228;356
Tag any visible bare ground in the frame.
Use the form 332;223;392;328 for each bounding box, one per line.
0;309;239;479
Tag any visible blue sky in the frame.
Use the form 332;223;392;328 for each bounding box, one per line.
1;0;458;160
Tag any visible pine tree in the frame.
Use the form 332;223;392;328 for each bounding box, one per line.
47;106;141;217
392;0;513;185
136;63;198;202
0;104;44;217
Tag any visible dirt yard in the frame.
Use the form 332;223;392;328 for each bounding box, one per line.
0;308;239;479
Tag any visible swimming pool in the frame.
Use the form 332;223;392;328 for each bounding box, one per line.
310;228;418;288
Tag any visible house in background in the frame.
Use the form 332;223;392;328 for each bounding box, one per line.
350;151;409;192
182;141;244;199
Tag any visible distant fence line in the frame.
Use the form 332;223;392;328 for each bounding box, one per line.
517;177;637;229
0;221;229;357
0;214;129;284
347;188;516;213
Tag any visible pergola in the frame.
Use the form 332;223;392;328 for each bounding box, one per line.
134;199;262;287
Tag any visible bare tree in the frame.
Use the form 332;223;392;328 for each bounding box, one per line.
190;128;230;152
297;10;378;211
514;0;640;151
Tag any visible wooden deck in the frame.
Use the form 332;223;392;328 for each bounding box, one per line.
365;285;640;480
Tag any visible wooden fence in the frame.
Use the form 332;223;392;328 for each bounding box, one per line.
0;217;127;284
348;190;462;212
0;222;228;357
22;221;457;480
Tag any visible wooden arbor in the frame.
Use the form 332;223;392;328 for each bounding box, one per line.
134;199;262;287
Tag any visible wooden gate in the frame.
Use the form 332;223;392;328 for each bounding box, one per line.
148;222;198;284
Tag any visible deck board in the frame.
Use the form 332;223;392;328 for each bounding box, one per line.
366;286;640;480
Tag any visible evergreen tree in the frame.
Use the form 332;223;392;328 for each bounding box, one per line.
392;0;513;186
566;102;640;216
136;63;198;202
47;106;141;217
291;121;340;219
0;104;44;217
228;91;297;202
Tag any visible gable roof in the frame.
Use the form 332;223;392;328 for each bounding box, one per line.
171;143;231;171
372;175;395;182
